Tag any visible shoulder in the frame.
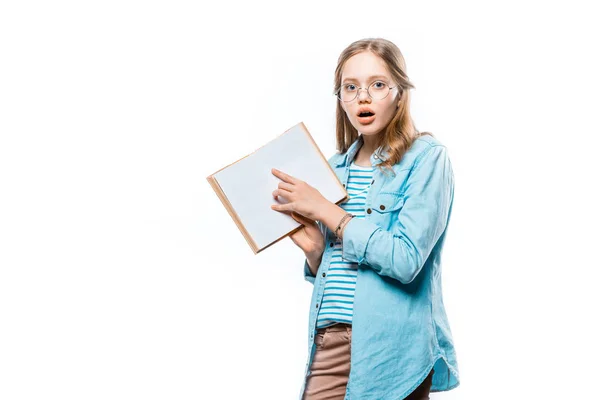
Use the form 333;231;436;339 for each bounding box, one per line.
410;134;446;156
401;135;450;169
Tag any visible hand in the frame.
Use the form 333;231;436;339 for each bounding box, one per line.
270;168;328;221
289;212;325;257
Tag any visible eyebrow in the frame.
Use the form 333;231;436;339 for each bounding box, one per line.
342;75;390;83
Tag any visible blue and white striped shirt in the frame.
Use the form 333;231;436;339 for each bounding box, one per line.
315;161;375;329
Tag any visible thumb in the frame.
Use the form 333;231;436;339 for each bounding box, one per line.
290;211;303;222
291;212;315;225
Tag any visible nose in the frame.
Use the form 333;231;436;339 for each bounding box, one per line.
357;88;371;103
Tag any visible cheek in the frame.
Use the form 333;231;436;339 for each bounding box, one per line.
379;101;397;121
343;105;355;120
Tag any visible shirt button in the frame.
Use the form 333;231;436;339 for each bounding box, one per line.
380;205;385;210
322;272;326;277
342;184;345;188
374;154;379;159
316;303;319;308
329;242;334;247
366;208;372;214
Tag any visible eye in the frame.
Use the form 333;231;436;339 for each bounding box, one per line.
343;84;357;92
372;81;388;89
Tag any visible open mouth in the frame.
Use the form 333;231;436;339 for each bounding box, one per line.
357;108;376;124
357;107;375;117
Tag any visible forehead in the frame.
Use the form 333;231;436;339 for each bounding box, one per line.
341;51;391;82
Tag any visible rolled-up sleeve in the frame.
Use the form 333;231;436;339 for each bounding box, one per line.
303;259;316;284
341;145;454;284
302;221;325;284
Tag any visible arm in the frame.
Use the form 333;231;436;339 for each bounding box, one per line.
319;145;454;284
302;222;325;284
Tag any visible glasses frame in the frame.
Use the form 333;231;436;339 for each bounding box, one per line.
335;81;399;103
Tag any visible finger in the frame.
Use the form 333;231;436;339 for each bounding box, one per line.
277;181;294;192
271;168;298;184
272;189;292;201
271;203;291;212
291;211;317;226
290;212;303;223
301;226;322;245
289;233;301;247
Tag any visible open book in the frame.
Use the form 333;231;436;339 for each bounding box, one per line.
206;122;348;254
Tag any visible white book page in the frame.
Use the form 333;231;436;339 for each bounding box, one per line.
213;124;346;250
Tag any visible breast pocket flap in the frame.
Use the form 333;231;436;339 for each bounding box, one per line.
373;193;404;213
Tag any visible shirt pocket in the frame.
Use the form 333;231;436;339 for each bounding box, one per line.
372;192;405;213
371;192;405;231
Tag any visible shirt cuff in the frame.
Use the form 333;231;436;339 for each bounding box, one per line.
341;217;379;265
303;259;316;284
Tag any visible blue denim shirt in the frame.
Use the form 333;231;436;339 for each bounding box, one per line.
300;134;460;399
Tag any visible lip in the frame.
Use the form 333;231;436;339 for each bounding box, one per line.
357;115;375;125
357;107;375;116
356;107;376;124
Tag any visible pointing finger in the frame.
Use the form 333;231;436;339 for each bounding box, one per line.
272;168;297;184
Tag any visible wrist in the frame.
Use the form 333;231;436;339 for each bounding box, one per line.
306;246;324;261
318;202;348;233
337;215;353;237
334;213;354;238
306;249;324;275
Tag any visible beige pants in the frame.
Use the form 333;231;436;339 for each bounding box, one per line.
303;323;433;400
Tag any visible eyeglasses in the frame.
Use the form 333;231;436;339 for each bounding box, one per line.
336;81;398;102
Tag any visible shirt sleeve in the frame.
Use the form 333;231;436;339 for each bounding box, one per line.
303;259;316;284
340;145;454;284
302;220;325;285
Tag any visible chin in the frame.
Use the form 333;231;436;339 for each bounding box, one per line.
358;125;384;136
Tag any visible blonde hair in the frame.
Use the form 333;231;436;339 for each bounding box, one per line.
334;38;432;174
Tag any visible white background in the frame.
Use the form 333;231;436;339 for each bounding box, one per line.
1;1;599;399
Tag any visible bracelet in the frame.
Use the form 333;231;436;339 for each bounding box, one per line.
334;213;354;238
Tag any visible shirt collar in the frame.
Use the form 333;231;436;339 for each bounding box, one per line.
335;134;390;167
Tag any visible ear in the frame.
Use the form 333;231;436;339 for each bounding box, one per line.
396;89;403;108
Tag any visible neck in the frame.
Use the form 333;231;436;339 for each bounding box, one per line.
360;133;381;156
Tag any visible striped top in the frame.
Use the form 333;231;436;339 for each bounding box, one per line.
316;160;375;329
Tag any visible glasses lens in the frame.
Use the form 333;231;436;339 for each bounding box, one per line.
368;81;391;100
339;84;357;102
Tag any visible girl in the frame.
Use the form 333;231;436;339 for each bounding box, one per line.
271;38;460;400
